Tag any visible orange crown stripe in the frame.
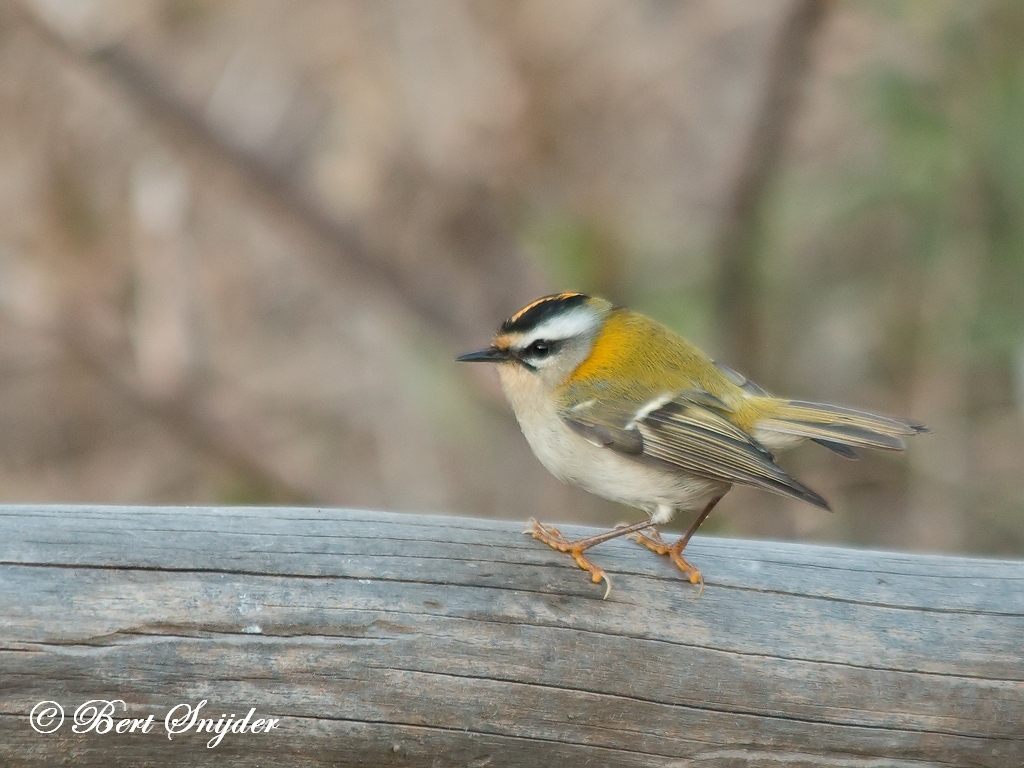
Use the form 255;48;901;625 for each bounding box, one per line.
509;292;585;323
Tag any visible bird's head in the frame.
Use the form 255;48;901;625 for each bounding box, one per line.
457;292;612;390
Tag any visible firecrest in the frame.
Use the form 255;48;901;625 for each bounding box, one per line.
458;292;927;597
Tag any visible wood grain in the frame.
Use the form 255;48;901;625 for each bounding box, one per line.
1;504;1022;766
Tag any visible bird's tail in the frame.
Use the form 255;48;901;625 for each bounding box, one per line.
756;400;929;457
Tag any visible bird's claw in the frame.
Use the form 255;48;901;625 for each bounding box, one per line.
524;518;565;543
691;572;705;598
626;525;705;596
524;518;614;598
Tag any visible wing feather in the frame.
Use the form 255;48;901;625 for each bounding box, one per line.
562;391;830;510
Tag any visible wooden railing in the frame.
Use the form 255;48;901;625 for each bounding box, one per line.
1;504;1022;766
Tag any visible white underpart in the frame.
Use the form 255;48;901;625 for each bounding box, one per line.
496;362;726;518
650;504;675;525
516;308;599;346
627;392;674;429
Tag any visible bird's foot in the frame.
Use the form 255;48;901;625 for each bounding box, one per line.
628;527;704;595
627;526;670;553
524;518;612;599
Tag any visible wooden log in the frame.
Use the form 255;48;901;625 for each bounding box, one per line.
0;504;1022;767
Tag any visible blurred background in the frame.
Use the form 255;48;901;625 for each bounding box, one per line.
0;0;1022;556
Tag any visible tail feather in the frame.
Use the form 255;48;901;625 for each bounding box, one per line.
811;438;861;460
760;400;928;453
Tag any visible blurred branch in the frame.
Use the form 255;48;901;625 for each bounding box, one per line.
10;1;469;344
7;0;519;446
0;306;319;505
714;0;829;377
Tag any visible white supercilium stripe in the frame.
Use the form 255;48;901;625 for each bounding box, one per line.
519;308;599;344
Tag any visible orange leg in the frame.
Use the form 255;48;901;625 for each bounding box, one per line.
628;495;724;595
524;518;654;598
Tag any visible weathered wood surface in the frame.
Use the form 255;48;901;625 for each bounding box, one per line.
0;504;1022;767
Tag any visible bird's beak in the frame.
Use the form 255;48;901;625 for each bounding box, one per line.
456;346;511;363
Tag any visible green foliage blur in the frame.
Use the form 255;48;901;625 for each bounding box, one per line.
864;1;1024;359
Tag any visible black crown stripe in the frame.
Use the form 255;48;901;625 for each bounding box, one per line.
501;293;590;334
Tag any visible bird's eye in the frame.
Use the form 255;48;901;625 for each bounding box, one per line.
527;340;551;358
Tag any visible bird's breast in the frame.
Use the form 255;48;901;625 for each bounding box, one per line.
496;364;724;514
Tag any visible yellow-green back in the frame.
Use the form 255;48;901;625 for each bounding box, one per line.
556;308;756;425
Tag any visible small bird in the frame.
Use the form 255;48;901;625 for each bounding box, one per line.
458;293;927;597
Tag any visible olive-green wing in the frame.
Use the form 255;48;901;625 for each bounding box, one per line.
561;390;830;510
